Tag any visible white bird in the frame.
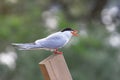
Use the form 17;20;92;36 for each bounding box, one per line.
12;28;78;54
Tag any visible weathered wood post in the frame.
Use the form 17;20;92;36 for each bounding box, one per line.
39;54;72;80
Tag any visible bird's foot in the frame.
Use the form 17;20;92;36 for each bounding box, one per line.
54;49;63;54
54;51;63;54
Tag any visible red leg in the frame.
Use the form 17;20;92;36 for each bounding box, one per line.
54;49;63;54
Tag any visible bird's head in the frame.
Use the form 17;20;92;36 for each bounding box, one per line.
61;28;79;36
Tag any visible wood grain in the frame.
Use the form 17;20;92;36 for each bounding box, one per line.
39;54;72;80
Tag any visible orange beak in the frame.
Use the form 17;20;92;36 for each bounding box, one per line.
71;30;79;36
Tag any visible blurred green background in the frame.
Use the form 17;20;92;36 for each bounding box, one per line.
1;0;120;80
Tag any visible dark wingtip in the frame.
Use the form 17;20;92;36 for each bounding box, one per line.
61;28;73;32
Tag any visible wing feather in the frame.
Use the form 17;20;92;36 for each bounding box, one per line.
35;32;67;49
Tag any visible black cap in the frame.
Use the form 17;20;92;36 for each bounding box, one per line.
61;28;73;32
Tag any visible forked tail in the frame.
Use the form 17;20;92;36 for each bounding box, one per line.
12;43;38;50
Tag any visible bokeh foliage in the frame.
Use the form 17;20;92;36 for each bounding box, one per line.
1;0;120;80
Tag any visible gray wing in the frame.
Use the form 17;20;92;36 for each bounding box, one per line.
12;32;68;50
35;33;67;49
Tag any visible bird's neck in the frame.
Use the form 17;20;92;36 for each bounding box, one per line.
62;31;72;39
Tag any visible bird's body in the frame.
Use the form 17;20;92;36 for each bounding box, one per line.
12;28;78;54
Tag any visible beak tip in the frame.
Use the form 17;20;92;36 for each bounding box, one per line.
71;30;79;36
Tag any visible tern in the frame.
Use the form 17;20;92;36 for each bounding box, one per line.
12;28;78;54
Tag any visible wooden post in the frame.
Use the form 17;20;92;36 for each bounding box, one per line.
39;54;72;80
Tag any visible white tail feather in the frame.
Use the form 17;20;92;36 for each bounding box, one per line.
12;43;39;50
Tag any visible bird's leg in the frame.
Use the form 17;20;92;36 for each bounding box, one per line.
54;49;63;54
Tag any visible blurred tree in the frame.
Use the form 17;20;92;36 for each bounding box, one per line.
1;0;120;80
